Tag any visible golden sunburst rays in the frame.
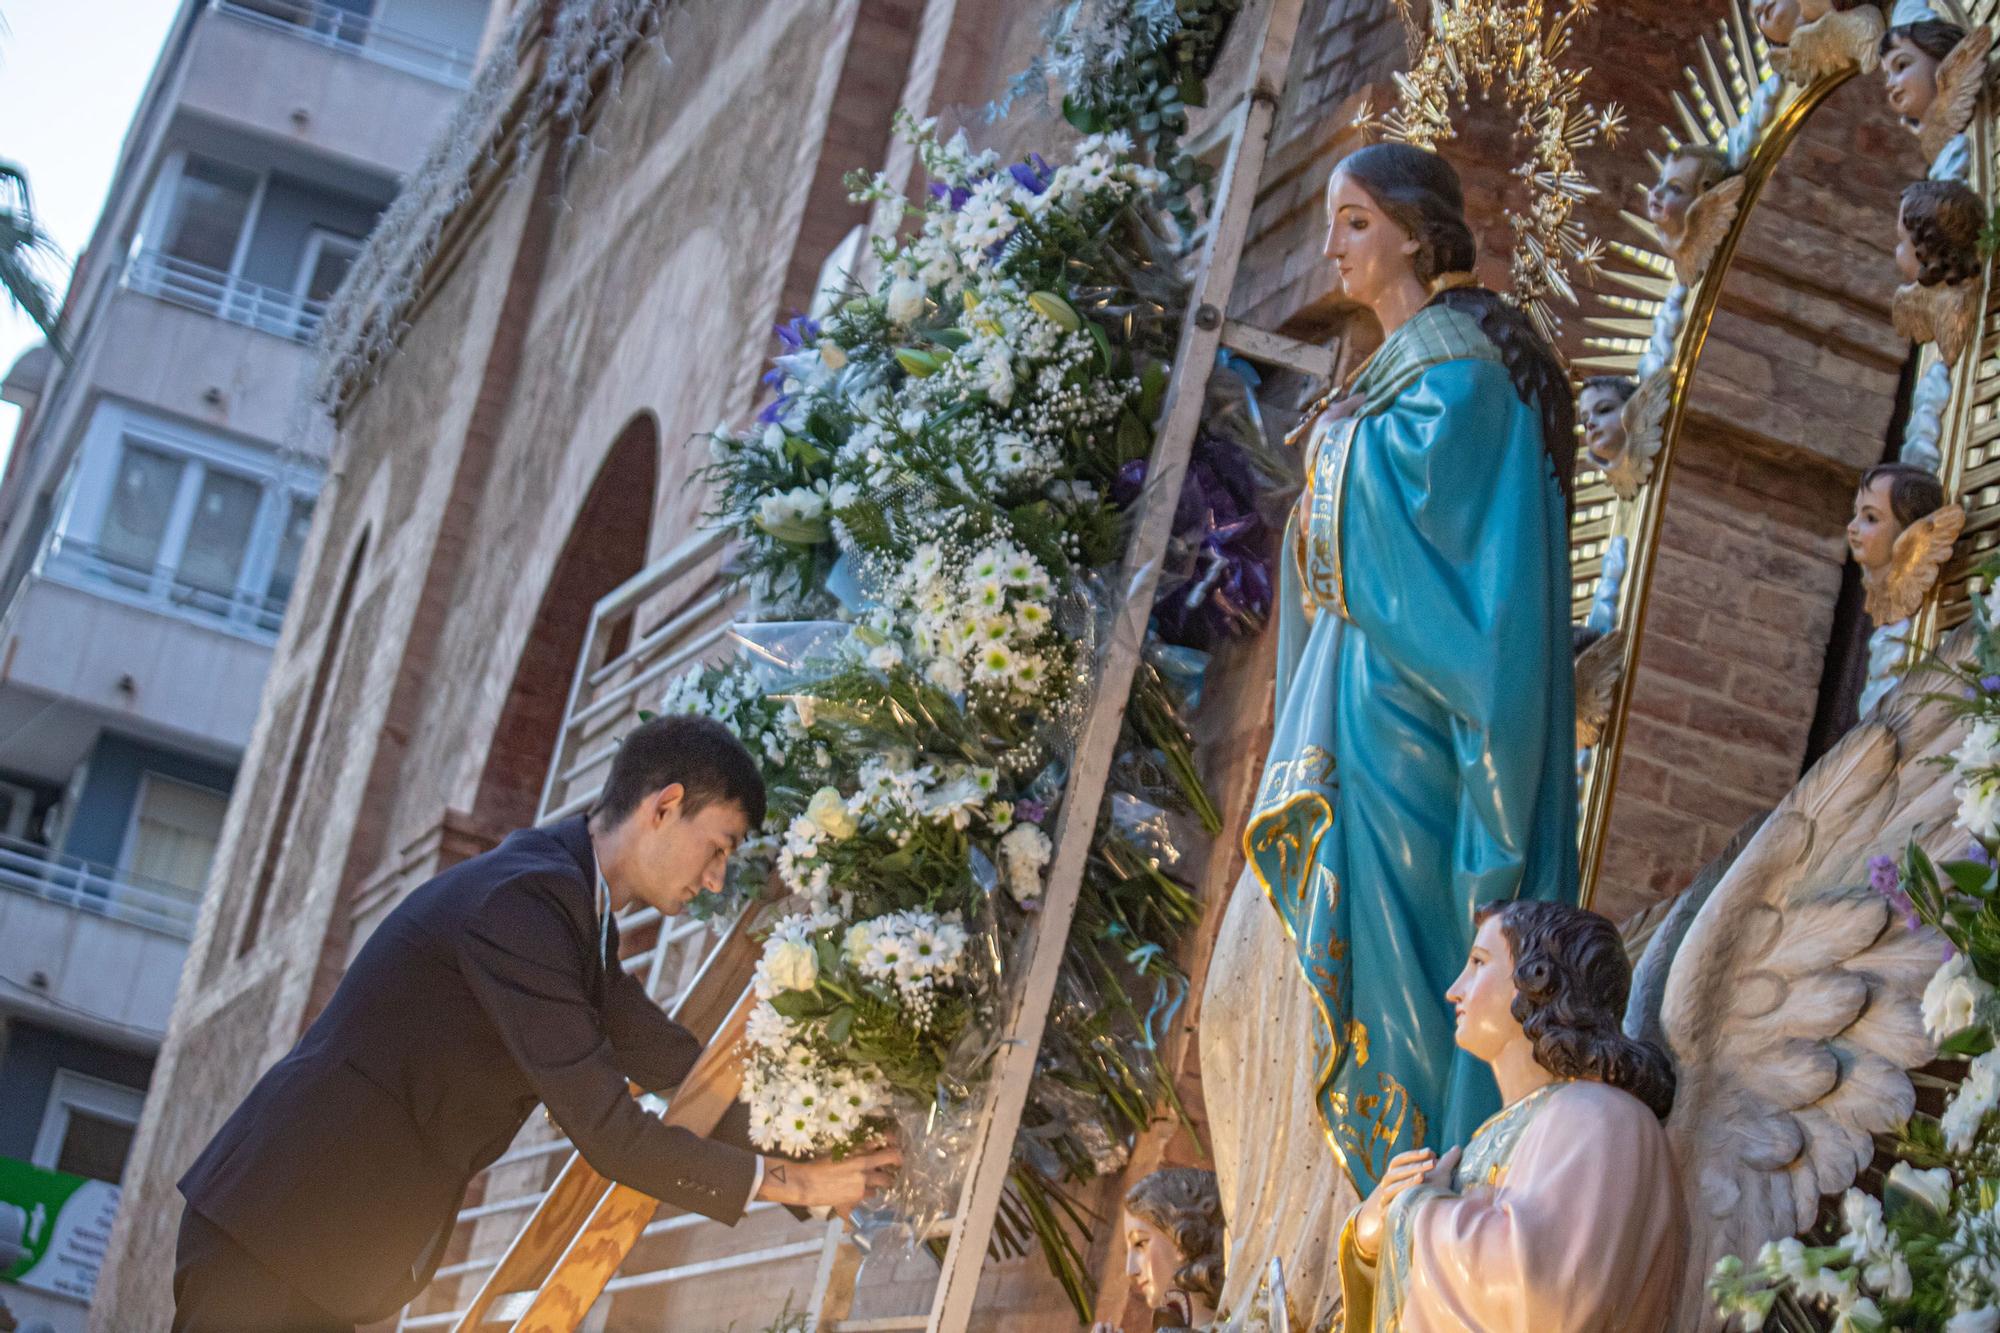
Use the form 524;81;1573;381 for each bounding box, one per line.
1577;0;1776;374
1359;0;1625;344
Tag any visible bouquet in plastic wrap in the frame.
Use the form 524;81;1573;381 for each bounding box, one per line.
669;116;1280;1317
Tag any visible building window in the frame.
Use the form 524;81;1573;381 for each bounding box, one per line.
157;156;257;278
44;413;319;640
122;774;230;898
31;1071;145;1185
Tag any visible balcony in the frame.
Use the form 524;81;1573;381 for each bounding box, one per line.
41;534;289;640
0;834;193;1044
124;249;328;345
208;0;479;88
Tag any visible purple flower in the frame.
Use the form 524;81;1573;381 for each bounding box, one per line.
1868;853;1922;931
773;313;822;351
1008;153;1054;196
1015;799;1047;825
928;181;973;212
1970;840;1995;868
1982;674;2000;693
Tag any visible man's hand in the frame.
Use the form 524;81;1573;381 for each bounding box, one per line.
755;1147;902;1213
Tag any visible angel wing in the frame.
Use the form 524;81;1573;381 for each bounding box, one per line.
1866;502;1966;624
1645;689;1956;1329
1670;175;1747;287
1772;5;1886;84
1603;369;1674;501
1894;279;1980;366
1918;26;1992;165
1574;628;1627;748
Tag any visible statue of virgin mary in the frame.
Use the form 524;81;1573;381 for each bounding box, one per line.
1243;142;1580;1195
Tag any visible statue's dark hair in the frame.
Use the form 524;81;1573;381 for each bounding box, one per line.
1879;18;1967;61
1901;179;1987;287
1335;142;1578;513
1860;461;1947;527
1580;374;1638;405
1124;1167;1223;1305
1473;900;1677;1120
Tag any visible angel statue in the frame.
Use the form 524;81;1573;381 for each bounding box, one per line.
1088;1168;1222;1333
1892;178;1988;366
1849;460;1964;625
1578;371;1672;501
1336;900;1687;1331
1644;146;1747;286
1881;16;1992;165
1241;140;1578;1200
1757;0;1889;84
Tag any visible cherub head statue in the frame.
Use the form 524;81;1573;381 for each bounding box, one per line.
1645;146;1732;248
1578;375;1638;471
1881;19;1969;121
1323;141;1478;313
1897;178;1986;286
1451;900;1677;1120
1755;0;1880;46
1849;461;1964;623
1121;1167;1223;1325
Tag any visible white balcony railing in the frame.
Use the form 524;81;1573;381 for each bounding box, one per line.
209;0;478;87
39;533;290;642
123;249;330;345
0;831;201;939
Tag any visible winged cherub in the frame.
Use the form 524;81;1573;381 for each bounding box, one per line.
1758;0;1889;83
1578;370;1672;502
1645;147;1746;287
1881;18;1993;163
1849;461;1964;625
1892;178;1988;366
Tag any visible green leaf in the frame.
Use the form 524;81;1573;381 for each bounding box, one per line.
1947;858;2000;901
1061;94;1109;134
769;989;826;1021
784;436;827;468
825;1005;855;1046
815;936;843;979
1088;320;1114;373
1115;409;1150;464
1940;1025;1995;1058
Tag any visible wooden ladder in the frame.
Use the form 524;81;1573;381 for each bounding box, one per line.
435;0;1325;1325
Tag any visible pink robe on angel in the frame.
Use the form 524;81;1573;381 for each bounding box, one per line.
1337;1078;1687;1332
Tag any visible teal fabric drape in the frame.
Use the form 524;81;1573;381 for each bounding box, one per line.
1245;303;1579;1192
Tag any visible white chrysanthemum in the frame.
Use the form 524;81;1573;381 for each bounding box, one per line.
1943;1048;2000;1152
1961;719;2000;774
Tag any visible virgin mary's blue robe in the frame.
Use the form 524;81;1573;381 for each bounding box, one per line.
1244;302;1579;1193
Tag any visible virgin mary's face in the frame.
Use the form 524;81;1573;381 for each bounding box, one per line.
1446;915;1524;1063
1324;169;1422;316
1883;34;1945;123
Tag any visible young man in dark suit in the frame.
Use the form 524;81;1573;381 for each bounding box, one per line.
172;715;897;1331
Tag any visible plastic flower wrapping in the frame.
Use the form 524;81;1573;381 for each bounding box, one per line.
665;116;1284;1313
1710;560;2000;1332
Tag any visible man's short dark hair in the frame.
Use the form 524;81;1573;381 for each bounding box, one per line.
593;715;766;830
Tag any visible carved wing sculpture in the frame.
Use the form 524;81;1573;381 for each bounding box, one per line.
1865;503;1966;625
1640;719;1943;1330
1670;175;1748;287
1604;369;1674;500
1771;5;1886;84
1575;628;1627;748
1894;278;1981;366
1919;25;1993;164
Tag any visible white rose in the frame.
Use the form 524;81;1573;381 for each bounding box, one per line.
762;937;819;993
1831;1298;1882;1333
1925;952;1994;1039
887;275;926;325
1958;718;2000;772
805;786;858;840
1888;1152;1952;1216
1948;1309;2000;1333
1960;777;2000;841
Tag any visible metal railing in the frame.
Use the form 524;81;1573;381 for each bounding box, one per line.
0;831;201;939
123;249;330;345
39;532;290;641
209;0;478;87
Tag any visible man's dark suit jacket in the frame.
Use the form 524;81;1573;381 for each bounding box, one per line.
178;815;759;1322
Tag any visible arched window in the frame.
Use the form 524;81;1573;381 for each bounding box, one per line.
237;529;368;954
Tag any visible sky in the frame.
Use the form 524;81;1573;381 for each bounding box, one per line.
0;0;181;456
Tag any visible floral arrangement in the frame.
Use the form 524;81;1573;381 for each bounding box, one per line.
1710;564;2000;1332
996;0;1245;231
665;116;1275;1314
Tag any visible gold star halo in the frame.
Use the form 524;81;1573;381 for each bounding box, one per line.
1356;0;1626;344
